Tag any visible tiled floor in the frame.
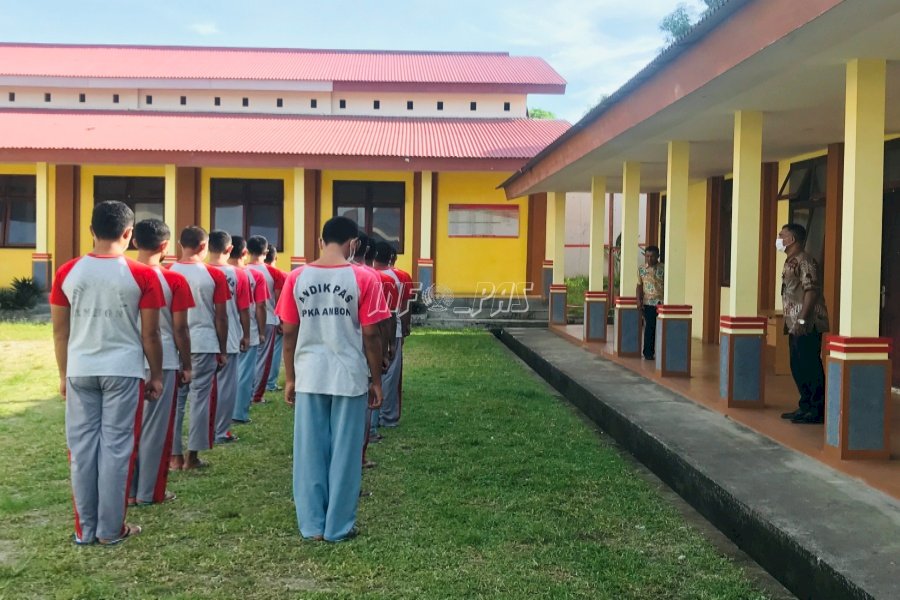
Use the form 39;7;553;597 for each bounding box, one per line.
550;324;900;500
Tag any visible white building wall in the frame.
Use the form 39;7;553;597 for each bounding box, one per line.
564;191;647;279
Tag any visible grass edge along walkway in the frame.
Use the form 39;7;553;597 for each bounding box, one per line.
0;325;769;599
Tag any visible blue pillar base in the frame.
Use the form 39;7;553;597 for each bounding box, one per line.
417;260;434;294
290;256;306;271
656;306;692;377
31;253;52;292
824;337;892;460
614;298;641;357
719;317;767;407
542;261;553;301
583;292;608;342
549;284;567;325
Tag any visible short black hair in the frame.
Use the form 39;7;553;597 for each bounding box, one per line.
374;241;394;264
645;245;660;256
180;226;208;249
92;200;134;241
208;230;232;254
364;240;377;262
230;235;247;259
322;216;358;245
264;245;277;264
247;235;268;256
133;218;170;250
356;231;370;257
782;223;807;245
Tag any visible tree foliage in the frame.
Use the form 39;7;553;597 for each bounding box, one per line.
659;3;693;43
527;108;556;119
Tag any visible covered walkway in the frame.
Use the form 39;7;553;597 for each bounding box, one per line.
550;323;900;500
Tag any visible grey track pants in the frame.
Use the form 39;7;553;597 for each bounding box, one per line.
173;353;218;454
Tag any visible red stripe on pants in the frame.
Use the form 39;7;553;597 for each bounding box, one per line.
67;448;84;541
122;384;145;533
253;337;276;403
153;375;179;503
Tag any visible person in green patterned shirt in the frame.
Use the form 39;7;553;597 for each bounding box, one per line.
636;246;664;360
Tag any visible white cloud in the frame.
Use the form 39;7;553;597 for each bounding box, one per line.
493;0;708;121
189;21;220;36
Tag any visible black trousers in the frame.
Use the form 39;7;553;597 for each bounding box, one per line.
642;305;658;359
788;332;825;417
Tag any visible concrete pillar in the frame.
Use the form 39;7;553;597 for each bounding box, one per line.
548;191;567;325
417;171;434;291
826;58;891;460
542;189;555;301
614;162;642;356
658;141;692;376
291;167;306;270
163;165;177;264
32;162;52;290
585;176;608;342
720;111;766;407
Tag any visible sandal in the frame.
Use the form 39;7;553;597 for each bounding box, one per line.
183;459;209;471
135;490;177;507
363;460;377;469
98;523;141;546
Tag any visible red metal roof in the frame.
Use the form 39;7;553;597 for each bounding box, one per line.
0;110;570;159
0;44;566;90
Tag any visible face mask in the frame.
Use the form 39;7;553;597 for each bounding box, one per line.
775;238;787;253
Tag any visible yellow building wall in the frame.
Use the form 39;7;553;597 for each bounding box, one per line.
684;180;708;338
435;171;526;295
0;164;38;286
320;170;414;274
200;168;295;255
79;165;166;256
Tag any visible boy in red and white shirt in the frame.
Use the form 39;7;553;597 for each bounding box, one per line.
51;200;165;545
276;216;389;542
247;235;284;403
227;235;268;424
264;245;287;392
374;242;413;429
169;227;231;470
207;230;251;444
130;219;194;505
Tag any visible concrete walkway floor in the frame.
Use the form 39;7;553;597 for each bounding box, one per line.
498;327;900;600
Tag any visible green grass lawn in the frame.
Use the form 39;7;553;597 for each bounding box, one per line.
0;324;768;599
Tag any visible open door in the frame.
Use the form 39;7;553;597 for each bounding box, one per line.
880;190;900;387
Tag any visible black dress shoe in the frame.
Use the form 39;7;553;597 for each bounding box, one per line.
791;411;824;424
781;409;802;420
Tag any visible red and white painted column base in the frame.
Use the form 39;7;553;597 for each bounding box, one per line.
542;260;553;301
656;305;692;377
583;291;608;342
290;256;306;271
824;337;893;460
614;297;641;358
31;252;52;291
719;316;767;408
549;284;567;326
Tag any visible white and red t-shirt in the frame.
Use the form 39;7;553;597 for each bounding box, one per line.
153;266;195;371
209;264;252;354
169;261;231;354
248;263;285;327
50;254;166;379
275;263;391;397
243;266;269;347
378;267;411;339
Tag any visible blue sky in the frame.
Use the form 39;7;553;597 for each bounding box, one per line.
0;0;706;122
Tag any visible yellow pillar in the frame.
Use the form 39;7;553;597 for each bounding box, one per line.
585;176;609;342
720;111;765;406
420;172;433;261
840;59;886;337
35;162;49;254
728;111;763;316
551;192;566;285
664;142;689;305
824;59;890;460
548;191;567;325
589;176;606;291
620;161;641;296
292;167;306;268
164;164;177;231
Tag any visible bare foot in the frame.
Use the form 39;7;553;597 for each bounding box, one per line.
169;454;184;471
